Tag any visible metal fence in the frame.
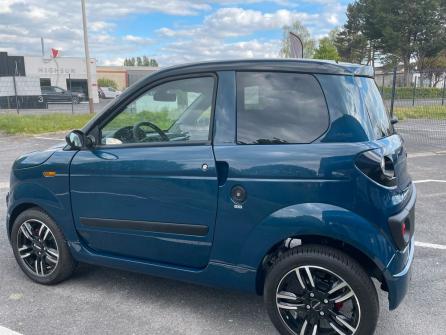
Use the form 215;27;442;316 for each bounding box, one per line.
375;67;446;152
0;71;110;116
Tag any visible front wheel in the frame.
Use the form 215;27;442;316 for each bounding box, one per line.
264;245;379;335
11;208;76;285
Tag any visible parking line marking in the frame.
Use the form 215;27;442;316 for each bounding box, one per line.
33;136;64;141
409;151;446;158
0;326;22;335
414;179;446;184
415;241;446;250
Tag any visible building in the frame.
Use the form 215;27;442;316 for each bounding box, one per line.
97;66;159;90
24;55;98;103
0;52;99;109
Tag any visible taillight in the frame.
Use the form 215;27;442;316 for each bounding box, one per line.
355;149;396;187
389;216;411;250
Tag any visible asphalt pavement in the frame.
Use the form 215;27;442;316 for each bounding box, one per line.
0;132;445;335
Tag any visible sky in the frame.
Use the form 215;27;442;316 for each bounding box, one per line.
0;0;352;67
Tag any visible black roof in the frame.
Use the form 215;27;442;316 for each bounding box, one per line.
151;58;374;79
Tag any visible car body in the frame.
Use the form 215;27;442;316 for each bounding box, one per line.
40;86;86;104
7;59;415;335
98;86;121;99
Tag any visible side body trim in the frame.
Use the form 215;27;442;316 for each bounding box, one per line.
80;217;209;236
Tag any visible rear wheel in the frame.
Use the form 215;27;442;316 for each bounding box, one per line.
72;96;80;104
264;245;378;335
11;208;76;285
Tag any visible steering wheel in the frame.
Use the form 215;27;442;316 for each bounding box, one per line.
132;121;169;142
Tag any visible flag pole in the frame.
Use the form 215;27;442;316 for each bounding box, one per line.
81;0;94;114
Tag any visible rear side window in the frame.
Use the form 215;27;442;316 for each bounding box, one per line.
357;77;393;139
236;72;329;144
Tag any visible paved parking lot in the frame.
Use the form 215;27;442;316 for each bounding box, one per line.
0;132;445;335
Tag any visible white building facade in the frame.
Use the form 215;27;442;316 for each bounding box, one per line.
24;56;99;103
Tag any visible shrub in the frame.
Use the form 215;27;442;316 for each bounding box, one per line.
381;87;444;99
97;78;118;90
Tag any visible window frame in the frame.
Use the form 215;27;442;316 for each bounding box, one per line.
235;70;331;145
93;73;218;149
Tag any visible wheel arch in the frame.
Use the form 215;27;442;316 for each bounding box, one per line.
7;182;79;243
255;234;388;296
7;202;39;238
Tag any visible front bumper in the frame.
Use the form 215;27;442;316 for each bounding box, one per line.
384;184;416;310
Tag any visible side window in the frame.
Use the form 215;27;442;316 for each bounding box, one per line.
236;72;329;144
357;77;393;139
100;76;215;145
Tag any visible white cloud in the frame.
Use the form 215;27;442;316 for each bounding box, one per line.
88;0;211;17
158;8;318;38
157;37;282;65
123;35;153;45
0;1;347;66
102;57;126;66
90;21;115;32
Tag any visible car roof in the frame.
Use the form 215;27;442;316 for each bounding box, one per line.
150;58;374;79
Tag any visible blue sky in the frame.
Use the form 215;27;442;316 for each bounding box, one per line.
0;0;352;66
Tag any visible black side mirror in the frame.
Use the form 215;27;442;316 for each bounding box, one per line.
391;116;399;125
66;130;95;150
66;130;85;149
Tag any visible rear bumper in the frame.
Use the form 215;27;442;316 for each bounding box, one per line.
384;185;416;310
386;236;414;309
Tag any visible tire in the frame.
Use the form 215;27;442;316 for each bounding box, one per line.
264;245;379;335
11;208;76;285
72;96;80;104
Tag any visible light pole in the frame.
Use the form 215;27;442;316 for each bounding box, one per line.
81;0;94;114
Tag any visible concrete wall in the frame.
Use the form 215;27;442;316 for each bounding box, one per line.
97;66;159;90
0;77;14;97
0;76;41;97
97;67;127;90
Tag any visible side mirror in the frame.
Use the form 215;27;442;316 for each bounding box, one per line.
66;130;85;149
66;130;95;150
391;116;399;125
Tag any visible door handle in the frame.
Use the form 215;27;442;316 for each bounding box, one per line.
215;161;229;186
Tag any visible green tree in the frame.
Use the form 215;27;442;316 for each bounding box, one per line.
417;50;446;87
346;0;446;84
313;37;340;61
123;56;158;67
280;21;316;59
142;56;150;66
334;4;369;64
97;78;118;89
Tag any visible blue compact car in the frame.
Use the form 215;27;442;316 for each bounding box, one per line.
7;60;415;335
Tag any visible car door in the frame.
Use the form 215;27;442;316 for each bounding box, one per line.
53;87;69;102
212;71;333;266
42;86;56;102
70;75;218;269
